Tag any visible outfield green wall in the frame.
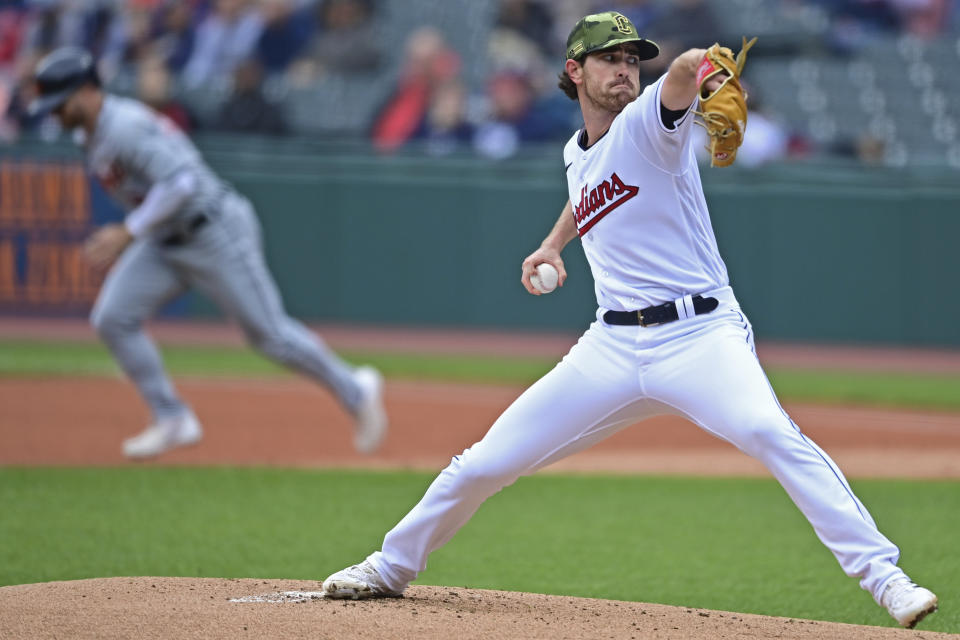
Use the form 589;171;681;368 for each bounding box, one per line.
202;142;959;346
214;157;599;333
3;137;958;345
707;179;959;346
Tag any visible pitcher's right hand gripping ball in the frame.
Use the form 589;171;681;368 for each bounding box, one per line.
694;36;758;167
530;263;559;294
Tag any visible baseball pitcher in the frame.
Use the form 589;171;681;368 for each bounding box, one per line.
319;12;938;629
29;47;387;459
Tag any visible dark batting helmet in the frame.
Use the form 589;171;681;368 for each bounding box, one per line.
28;47;101;117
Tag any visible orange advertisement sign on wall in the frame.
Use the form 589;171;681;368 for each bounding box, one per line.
0;160;103;311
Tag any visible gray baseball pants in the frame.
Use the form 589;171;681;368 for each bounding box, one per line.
90;192;362;420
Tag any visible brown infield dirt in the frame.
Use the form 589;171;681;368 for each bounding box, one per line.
0;578;956;640
2;319;959;638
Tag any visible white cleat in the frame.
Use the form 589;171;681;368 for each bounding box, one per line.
353;366;387;454
881;577;938;628
122;411;203;459
322;560;403;600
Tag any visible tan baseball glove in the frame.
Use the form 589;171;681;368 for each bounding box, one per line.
694;36;758;167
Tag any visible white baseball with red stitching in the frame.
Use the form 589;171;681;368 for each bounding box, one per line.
531;263;559;294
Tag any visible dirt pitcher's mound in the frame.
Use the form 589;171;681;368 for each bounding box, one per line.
0;577;952;640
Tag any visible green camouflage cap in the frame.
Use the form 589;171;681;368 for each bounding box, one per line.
565;11;659;61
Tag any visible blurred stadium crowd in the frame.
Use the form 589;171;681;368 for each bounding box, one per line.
1;0;959;167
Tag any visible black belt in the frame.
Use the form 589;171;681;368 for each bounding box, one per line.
603;295;719;327
161;214;208;247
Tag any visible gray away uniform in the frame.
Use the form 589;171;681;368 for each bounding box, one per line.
87;95;361;420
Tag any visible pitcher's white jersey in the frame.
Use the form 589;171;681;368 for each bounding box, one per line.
563;74;728;311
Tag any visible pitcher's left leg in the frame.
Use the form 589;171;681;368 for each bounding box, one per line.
646;317;904;604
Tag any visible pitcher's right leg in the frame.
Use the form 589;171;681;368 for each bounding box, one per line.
357;330;659;593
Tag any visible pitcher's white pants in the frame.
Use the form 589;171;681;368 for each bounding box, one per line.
367;287;905;604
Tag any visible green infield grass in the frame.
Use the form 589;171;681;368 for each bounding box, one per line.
0;467;957;632
1;339;959;410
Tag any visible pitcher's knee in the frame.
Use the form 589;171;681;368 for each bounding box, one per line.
446;454;521;496
730;411;796;458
